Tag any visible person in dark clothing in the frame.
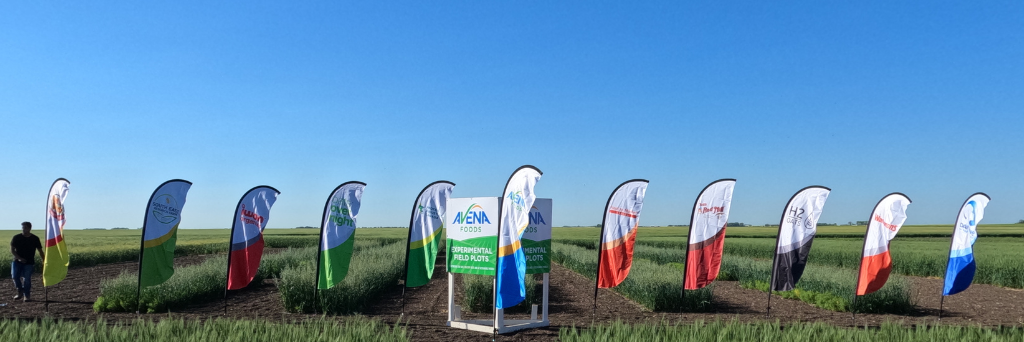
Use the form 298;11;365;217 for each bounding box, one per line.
11;222;43;301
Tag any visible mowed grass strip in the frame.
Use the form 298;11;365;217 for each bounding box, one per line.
551;242;712;312
278;241;404;314
0;317;407;342
560;320;1024;342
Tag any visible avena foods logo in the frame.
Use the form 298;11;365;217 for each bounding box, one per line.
329;197;354;227
151;194;181;224
452;203;491;225
528;205;546;225
506;191;526;212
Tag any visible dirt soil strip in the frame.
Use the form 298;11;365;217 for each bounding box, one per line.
0;254;212;320
4;253;1024;341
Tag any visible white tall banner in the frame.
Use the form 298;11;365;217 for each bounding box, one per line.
495;165;542;309
856;192;911;295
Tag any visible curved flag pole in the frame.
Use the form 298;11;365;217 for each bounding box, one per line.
939;192;990;320
401;180;455;315
43;177;70;313
312;181;366;314
593;178;648;317
852;192;911;321
494;165;542;335
766;185;829;318
136;179;192;315
223;185;280;316
680;178;735;311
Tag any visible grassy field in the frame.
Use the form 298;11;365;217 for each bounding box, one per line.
552;224;1024;241
560;320;1024;342
0;317;407;342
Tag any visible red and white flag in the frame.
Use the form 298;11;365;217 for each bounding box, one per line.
683;179;735;290
855;193;911;296
596;179;648;288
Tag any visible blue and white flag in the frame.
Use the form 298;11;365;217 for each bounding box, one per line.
495;165;541;309
942;193;991;296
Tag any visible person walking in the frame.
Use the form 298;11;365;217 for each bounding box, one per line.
11;222;43;301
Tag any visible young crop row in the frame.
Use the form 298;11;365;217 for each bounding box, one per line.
278;241;405;314
94;247;316;313
3;235;324;278
642;237;1024;289
560;319;1024;342
460;273;541;313
95;239;393;313
0;317;407;342
630;244;913;313
550;242;713;312
552;240;911;313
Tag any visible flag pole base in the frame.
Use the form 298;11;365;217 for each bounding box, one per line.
446;272;550;335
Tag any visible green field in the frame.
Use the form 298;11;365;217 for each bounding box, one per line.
0;317;407;342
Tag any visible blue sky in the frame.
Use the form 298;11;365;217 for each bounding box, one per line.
2;1;1022;229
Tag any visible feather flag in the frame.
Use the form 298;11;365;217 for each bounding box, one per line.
855;193;912;296
683;179;735;290
316;181;365;290
42;178;70;287
769;186;830;291
226;186;280;290
596;179;648;289
495;166;542;309
942;193;990;296
404;181;455;288
138;179;192;288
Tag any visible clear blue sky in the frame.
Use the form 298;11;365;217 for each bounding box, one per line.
2;1;1022;230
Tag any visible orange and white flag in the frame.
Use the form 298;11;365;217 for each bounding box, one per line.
855;193;911;296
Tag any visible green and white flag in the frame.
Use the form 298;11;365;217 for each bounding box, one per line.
316;181;365;290
138;179;192;288
523;198;551;274
404;181;455;288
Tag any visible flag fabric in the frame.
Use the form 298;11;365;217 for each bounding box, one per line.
769;186;830;291
317;181;365;290
855;193;912;296
42;178;70;287
597;179;648;289
683;179;735;290
495;166;542;309
226;186;280;290
139;179;192;288
942;193;990;296
404;181;455;288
